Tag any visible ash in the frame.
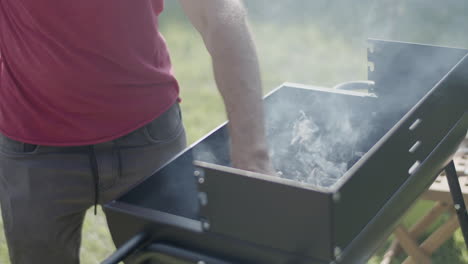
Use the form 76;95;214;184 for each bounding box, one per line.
271;111;364;188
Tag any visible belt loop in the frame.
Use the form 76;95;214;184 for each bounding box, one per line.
88;145;100;215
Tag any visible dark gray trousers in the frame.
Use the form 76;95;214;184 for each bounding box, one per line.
0;103;186;264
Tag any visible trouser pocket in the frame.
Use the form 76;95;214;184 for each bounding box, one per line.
115;103;184;147
143;103;184;144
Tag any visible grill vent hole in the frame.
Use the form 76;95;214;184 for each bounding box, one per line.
409;119;422;131
409;161;421;175
409;141;422;153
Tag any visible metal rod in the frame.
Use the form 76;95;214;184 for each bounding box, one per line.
444;161;468;249
134;243;234;264
101;232;149;264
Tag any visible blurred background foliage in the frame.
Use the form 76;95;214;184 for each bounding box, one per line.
1;1;468;263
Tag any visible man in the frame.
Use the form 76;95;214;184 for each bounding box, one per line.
0;0;273;263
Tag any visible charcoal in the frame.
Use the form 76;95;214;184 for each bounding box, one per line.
271;111;362;188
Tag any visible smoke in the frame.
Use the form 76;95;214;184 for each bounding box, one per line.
242;0;468;90
270;110;363;188
261;84;380;189
193;130;230;166
161;1;468;188
366;0;468;48
242;1;468;188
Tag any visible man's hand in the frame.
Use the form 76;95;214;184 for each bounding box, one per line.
178;0;275;175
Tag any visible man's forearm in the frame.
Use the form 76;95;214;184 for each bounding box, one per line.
207;13;270;171
179;0;273;173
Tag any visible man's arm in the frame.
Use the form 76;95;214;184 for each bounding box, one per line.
178;0;274;175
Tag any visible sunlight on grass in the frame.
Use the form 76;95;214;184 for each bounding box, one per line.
0;214;8;262
80;208;116;264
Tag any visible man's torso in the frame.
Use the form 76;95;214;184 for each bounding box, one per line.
0;0;179;146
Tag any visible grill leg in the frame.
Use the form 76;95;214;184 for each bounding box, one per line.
133;243;234;264
101;232;149;264
445;160;468;249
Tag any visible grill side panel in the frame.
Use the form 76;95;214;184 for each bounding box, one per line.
334;40;468;253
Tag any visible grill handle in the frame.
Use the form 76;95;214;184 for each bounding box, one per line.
101;231;150;264
333;80;375;91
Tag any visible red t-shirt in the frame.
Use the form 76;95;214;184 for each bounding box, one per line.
0;0;179;146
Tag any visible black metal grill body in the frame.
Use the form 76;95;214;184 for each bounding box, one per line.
103;40;468;264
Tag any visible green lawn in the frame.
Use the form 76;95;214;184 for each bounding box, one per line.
1;6;467;264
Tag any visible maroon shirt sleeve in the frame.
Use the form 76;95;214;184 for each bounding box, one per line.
0;0;179;145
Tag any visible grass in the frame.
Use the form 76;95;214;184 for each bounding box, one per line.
1;6;467;264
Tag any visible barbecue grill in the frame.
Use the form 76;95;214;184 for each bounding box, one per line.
102;39;468;264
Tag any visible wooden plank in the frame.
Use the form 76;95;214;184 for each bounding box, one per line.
421;214;460;253
381;202;448;264
421;176;468;204
408;202;449;238
453;139;467;174
402;215;459;264
394;226;432;264
380;239;400;264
